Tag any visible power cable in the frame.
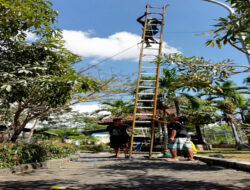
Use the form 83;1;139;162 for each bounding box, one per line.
78;42;142;74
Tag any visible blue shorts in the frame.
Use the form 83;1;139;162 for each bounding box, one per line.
168;137;192;149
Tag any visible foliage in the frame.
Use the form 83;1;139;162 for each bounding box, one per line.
218;101;237;114
202;124;235;144
244;76;250;85
78;144;110;152
68;135;97;145
205;0;250;55
34;126;99;145
182;99;219;125
199;81;249;120
48;128;81;140
0;0;100;142
95;100;134;116
0;141;77;168
158;54;235;117
203;81;249;102
162;54;235;92
39;110;104;130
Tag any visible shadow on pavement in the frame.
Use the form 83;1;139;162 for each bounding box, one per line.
0;179;78;190
0;176;238;190
81;175;235;190
99;160;224;172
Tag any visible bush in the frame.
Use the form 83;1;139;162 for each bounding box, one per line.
78;144;110;152
0;141;77;169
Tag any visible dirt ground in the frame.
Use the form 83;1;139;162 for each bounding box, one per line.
0;152;249;190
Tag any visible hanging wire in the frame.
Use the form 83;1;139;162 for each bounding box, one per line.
78;42;142;74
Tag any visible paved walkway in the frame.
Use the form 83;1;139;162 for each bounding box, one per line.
0;152;249;190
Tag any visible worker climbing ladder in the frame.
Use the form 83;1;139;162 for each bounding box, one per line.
129;4;167;158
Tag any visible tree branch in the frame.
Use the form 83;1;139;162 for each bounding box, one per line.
228;40;250;56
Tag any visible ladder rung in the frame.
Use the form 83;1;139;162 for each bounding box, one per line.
145;35;161;38
143;54;157;57
148;12;163;15
138;92;154;95
134;127;151;129
142;60;156;62
142;66;157;69
145;25;159;27
139;86;155;88
137;100;154;102
141;73;155;75
136;113;153;116
137;106;154;109
143;48;159;50
135;121;152;123
148;41;160;44
149;6;164;9
140;80;156;82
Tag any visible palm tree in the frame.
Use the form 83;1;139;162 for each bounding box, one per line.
94;100;134;117
200;81;249;149
158;68;200;116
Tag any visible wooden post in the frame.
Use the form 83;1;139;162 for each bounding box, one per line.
129;4;150;158
149;5;166;158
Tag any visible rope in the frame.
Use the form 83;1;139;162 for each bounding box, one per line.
78;42;142;74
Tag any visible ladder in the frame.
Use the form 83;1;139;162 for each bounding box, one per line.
129;4;166;158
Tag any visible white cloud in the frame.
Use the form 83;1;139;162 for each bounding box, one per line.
62;30;180;61
25;31;38;41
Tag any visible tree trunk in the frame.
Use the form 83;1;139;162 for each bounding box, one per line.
226;114;241;150
239;108;245;122
174;99;180;116
229;121;241;150
163;123;168;152
158;122;163;144
10;120;29;142
27;119;39;143
195;124;204;144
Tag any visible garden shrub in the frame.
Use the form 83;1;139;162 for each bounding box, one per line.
0;141;77;169
78;144;110;152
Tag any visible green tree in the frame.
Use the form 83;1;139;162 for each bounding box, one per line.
199;81;249;148
95;100;134;117
205;0;250;55
202;81;249;121
158;54;237;115
0;0;99;142
40;109;104;130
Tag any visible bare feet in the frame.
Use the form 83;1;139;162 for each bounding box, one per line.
165;158;179;161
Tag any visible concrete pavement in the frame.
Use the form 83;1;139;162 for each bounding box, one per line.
0;152;249;190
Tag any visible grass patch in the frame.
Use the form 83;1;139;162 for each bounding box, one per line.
197;148;250;162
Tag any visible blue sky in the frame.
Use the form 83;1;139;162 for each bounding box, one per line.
49;0;249;111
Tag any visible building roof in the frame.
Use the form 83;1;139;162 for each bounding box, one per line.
96;108;177;125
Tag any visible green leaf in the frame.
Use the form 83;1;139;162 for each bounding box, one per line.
6;85;12;92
